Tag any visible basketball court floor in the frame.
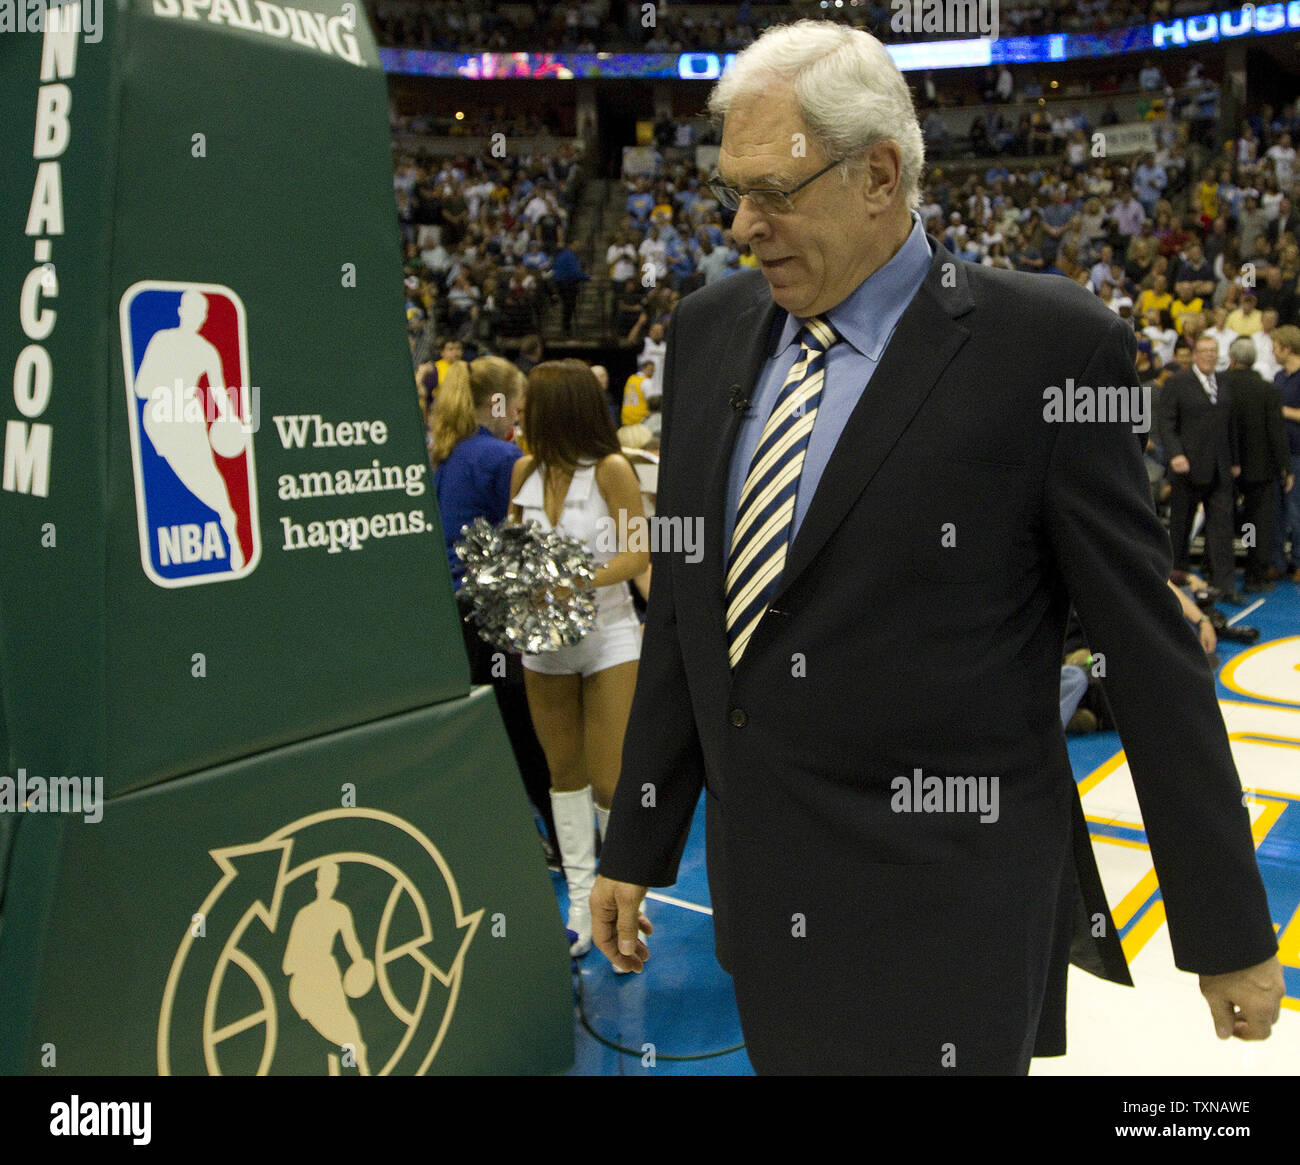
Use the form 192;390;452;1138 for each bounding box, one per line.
560;584;1300;1076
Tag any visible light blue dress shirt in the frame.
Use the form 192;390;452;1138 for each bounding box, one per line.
723;212;935;566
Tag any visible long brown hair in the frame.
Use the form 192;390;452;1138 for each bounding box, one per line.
430;356;522;464
523;360;620;472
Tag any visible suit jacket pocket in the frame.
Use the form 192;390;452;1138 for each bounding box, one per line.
906;457;1027;583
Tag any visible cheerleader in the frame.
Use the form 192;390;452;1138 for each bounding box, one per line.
508;360;651;956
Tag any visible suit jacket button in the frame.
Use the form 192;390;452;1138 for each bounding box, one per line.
729;707;748;727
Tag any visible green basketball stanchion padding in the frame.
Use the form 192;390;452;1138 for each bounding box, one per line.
0;690;574;1076
0;1;574;1074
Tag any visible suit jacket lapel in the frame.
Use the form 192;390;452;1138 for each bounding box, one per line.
770;241;974;606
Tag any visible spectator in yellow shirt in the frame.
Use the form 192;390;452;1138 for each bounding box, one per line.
1170;281;1204;334
1137;274;1172;320
1197;168;1219;223
622;361;656;426
1226;292;1264;336
434;338;464;389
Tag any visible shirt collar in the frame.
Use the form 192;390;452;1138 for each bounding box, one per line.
776;211;933;362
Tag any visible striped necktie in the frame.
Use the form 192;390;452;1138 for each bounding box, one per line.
725;316;837;669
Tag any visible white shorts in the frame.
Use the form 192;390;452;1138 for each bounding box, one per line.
522;608;643;677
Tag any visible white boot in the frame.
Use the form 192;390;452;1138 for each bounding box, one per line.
551;787;597;957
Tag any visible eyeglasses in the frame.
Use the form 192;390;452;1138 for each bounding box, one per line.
708;157;845;216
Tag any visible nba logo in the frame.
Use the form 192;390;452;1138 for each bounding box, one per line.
120;281;261;587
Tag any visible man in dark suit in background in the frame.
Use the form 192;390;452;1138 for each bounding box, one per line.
1227;336;1293;590
1159;334;1244;603
590;21;1282;1074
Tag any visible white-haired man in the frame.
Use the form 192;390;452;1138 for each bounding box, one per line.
591;20;1281;1074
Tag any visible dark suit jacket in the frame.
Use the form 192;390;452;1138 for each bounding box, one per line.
1158;368;1239;485
1228;367;1289;484
597;241;1277;1074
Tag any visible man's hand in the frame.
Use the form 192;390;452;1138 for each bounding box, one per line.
1199;955;1284;1040
1285;473;1294;494
1170;454;1191;474
591;874;652;973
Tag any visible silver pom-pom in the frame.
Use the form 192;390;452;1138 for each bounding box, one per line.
455;517;598;654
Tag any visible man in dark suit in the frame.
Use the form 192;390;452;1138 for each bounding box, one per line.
1160;334;1244;602
590;22;1282;1074
1265;197;1300;256
1255;264;1298;327
1227;337;1293;590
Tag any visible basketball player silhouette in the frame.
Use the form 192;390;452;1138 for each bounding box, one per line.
133;289;245;569
281;861;374;1076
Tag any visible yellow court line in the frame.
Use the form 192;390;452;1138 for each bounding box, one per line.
1111;867;1160;930
1219;635;1300;708
1077;749;1127;796
1279;900;1300;970
1249;800;1287;846
1088;812;1145;832
1122;899;1167;963
1220;697;1300;713
1085;823;1149;849
1232;734;1300;747
1233;786;1300;801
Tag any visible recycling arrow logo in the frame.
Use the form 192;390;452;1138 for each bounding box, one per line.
157;808;481;1075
